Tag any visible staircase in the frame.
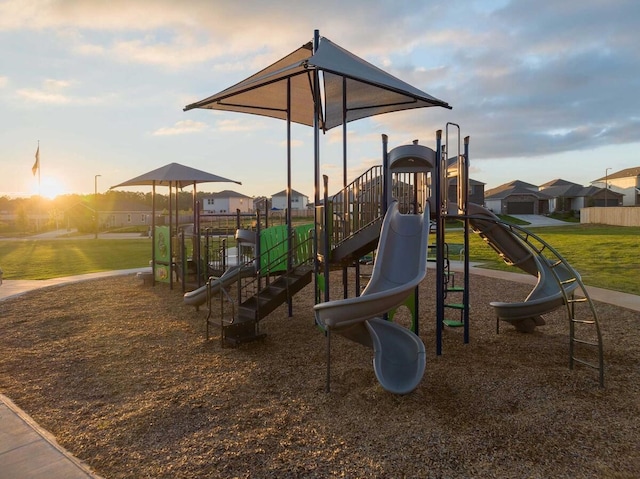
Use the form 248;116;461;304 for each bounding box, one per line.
207;224;314;347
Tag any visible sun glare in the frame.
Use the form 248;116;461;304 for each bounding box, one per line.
31;175;68;199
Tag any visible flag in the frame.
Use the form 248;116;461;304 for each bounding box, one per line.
32;145;40;176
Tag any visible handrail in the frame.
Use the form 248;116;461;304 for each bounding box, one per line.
329;165;384;248
465;214;604;387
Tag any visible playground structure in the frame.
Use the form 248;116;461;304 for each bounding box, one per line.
177;30;603;391
174;130;603;392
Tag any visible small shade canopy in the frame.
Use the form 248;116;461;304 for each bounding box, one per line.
110;162;242;290
184;36;450;131
110;162;241;189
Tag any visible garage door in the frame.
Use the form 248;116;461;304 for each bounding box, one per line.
506;202;534;214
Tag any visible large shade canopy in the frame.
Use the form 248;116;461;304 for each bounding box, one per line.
110;162;241;190
184;36;450;131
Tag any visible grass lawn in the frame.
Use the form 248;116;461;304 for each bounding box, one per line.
0;239;151;280
1;224;638;295
446;224;640;295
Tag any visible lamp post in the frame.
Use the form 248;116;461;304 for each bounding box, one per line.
604;167;611;207
94;174;101;239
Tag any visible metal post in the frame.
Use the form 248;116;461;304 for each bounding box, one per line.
604;169;609;206
463;136;470;344
94;174;101;239
435;130;444;355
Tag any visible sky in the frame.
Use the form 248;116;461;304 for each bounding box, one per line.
1;0;638;200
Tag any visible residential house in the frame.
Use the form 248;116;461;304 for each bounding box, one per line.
591;166;640;206
484;180;550;215
271;189;309;210
447;177;485;205
202;190;253;214
539;179;622;210
98;199;153;229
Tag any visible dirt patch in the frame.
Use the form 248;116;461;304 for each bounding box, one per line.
0;271;638;478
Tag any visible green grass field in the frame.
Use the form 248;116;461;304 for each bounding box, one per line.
0;239;151;280
446;224;640;295
1;224;638;295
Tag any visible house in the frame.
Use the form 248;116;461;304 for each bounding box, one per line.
539;179;623;210
202;190;253;214
484;180;550;215
97;199;153;229
591;166;640;206
271;189;309;210
447;177;485;205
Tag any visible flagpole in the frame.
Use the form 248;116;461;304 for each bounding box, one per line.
37;140;41;231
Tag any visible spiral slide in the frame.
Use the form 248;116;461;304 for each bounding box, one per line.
466;203;579;332
314;201;429;394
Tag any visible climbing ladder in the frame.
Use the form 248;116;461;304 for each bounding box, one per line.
471;218;605;387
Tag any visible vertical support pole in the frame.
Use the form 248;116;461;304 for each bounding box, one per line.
382;134;389;214
169;182;174;290
152;182;156;286
435;130;444;355
323;175;330;303
286;77;293;317
312;29;322;306
463;136;471;344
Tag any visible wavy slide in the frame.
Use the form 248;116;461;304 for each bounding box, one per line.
314;201;429;394
183;263;256;307
466;203;579;332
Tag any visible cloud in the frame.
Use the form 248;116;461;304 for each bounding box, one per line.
152;119;208;136
15;78;114;105
0;76;8;88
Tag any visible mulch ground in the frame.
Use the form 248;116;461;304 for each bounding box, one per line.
0;271;638;478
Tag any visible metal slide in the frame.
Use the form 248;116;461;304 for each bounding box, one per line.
314;201;430;394
465;203;580;332
183;263;256;307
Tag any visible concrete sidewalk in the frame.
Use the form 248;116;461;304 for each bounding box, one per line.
0;395;102;478
0;268;151;301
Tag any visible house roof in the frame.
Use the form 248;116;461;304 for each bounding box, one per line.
539;183;585;198
207;190;252;199
96;199;153;213
485;184;551;200
271;189;309;198
485;180;538;198
593;166;640;181
539;178;581;189
448;177;485;186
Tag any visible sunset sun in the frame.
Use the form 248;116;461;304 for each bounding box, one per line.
32;175;68;199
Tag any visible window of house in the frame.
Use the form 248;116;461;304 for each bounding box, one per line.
127;214;131;223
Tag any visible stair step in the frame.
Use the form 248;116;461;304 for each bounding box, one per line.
571;319;595;325
571;356;600;370
447;287;465;293
443;319;464;328
572;338;599;347
444;303;466;310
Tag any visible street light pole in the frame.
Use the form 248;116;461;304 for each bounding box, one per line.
604;167;611;207
94;174;101;239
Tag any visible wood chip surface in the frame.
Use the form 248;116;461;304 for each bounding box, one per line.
0;271;638;478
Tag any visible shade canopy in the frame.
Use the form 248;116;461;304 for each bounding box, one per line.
184;36;450;131
110;162;241;190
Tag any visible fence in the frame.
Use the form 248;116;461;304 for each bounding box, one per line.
580;207;640;226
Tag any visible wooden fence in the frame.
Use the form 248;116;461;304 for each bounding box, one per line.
580;207;640;226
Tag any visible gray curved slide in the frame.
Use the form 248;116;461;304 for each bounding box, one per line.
183;263;255;307
465;203;579;332
314;201;429;394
